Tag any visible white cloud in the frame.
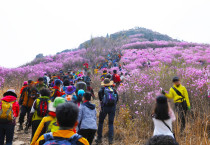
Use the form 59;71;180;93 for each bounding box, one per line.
0;0;209;68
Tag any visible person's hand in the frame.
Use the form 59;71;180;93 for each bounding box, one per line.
161;90;166;95
188;106;191;110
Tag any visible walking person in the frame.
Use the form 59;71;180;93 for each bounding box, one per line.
0;89;20;145
29;88;51;140
96;78;119;145
35;102;89;145
152;95;176;138
78;92;97;145
18;80;39;133
162;77;191;131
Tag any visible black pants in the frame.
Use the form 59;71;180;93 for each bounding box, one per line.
31;120;42;141
19;106;31;126
175;102;187;131
0;124;15;145
78;129;96;145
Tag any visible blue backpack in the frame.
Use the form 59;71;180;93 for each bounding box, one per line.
43;132;82;145
102;87;117;106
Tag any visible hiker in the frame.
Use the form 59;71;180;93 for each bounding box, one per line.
112;70;121;88
96;78;119;145
51;79;65;101
84;72;95;100
20;81;28;94
69;74;75;85
162;77;190;131
100;70;107;81
152;95;176;138
76;77;87;94
62;86;77;103
18;80;39;133
0;89;20;145
120;72;125;83
29;88;51;139
30;97;66;145
62;79;70;92
78;92;97;145
36;77;48;92
43;73;50;86
146;135;179;145
35;102;89;145
77;89;85;107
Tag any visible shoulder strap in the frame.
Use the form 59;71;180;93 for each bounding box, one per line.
161;120;172;132
69;133;82;144
172;87;184;99
44;132;54;141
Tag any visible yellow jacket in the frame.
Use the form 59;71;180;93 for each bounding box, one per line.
35;129;89;145
31;115;55;145
165;84;190;107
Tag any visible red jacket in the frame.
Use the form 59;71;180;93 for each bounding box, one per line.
1;96;20;124
53;86;65;97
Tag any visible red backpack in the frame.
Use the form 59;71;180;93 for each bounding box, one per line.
113;74;121;83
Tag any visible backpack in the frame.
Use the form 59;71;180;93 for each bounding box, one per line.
46;118;59;133
113;74;121;83
84;76;91;86
43;132;82;145
50;88;58;101
0;101;15;123
36;98;49;117
100;74;106;81
102;87;117;106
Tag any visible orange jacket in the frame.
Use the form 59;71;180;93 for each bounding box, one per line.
19;87;38;107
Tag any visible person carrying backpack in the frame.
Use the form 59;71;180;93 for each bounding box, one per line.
0;89;20;145
20;81;28;94
152;96;176;138
30;97;66;145
50;79;65;101
76;77;87;94
84;72;95;100
29;88;51;139
78;92;97;145
100;70;107;81
96;78;119;145
43;73;50;87
62;86;77;103
36;77;48;92
18;80;39;133
162;77;190;131
112;70;121;88
35;102;89;145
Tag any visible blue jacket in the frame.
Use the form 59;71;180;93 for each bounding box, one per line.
78;102;97;130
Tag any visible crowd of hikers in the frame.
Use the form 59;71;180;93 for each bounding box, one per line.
0;65;191;145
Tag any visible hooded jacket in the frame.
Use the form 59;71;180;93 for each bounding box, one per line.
78;102;97;130
0;95;20;125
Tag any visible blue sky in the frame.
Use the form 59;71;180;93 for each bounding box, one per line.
0;0;210;68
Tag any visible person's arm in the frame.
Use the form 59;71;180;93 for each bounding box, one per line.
164;88;174;99
19;88;25;105
183;87;191;109
78;106;83;130
98;87;104;102
12;101;20;117
168;103;176;121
